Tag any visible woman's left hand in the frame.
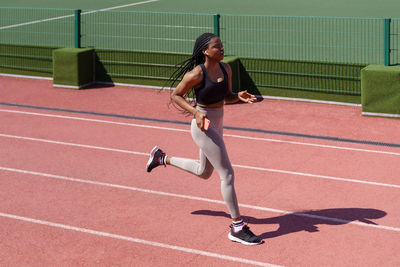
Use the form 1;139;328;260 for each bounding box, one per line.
238;90;257;103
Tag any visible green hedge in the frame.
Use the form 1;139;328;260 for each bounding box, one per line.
361;64;400;117
52;48;95;88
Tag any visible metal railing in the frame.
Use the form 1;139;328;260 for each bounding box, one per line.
2;8;398;65
1;7;399;95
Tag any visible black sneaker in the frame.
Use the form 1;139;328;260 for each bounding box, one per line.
228;225;263;245
146;146;166;173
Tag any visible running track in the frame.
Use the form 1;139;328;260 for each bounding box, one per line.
1;75;399;266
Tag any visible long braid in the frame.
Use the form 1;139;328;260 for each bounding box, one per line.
167;33;217;113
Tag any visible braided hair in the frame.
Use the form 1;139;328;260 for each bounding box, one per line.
167;33;218;111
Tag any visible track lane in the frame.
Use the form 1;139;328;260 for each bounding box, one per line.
0;164;399;267
0;132;399;229
2;76;400;266
2;75;400;145
1;107;399;186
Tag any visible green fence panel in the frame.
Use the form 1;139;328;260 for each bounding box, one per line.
390;19;400;66
240;58;365;95
219;15;385;65
0;7;75;74
0;7;75;47
79;10;213;53
0;44;54;76
2;8;400;97
2;8;399;65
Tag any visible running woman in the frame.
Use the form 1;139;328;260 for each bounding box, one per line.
146;33;262;245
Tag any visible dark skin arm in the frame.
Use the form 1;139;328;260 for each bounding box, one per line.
170;66;207;129
222;62;257;104
171;62;257;129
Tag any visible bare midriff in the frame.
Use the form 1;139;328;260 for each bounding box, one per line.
197;100;224;109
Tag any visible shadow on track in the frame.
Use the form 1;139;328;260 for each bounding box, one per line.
191;208;387;239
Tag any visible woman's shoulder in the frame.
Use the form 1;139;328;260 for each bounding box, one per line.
219;61;232;75
219;61;230;68
184;65;203;81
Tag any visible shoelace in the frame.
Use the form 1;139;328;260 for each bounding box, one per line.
230;223;251;232
242;225;253;234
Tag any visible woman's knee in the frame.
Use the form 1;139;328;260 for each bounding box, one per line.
220;167;235;184
198;166;213;179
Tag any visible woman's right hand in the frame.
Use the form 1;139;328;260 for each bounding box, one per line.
194;110;207;129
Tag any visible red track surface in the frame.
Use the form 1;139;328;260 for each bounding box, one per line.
1;75;400;266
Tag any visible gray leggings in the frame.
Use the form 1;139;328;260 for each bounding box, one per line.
169;106;240;219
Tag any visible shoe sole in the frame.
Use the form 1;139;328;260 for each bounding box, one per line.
146;146;159;172
228;233;263;246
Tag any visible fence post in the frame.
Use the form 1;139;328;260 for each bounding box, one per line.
74;9;81;48
384;18;391;66
213;14;220;37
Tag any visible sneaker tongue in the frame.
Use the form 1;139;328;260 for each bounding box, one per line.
233;224;245;232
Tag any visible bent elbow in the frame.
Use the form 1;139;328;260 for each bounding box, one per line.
170;93;179;104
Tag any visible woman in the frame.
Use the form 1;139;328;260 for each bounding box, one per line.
146;33;262;245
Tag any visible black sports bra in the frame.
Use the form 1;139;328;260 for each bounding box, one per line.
195;63;229;105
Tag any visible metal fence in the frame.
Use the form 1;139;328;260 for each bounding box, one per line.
0;8;74;74
1;8;399;65
390;19;400;66
0;7;74;47
80;11;399;66
80;10;214;53
221;15;387;65
1;7;400;95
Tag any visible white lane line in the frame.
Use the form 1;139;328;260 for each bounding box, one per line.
1;133;400;189
234;164;400;189
1;108;400;156
224;134;400;157
0;109;190;133
0;212;280;267
0;73;53;80
1;166;400;233
0;0;159;30
0;133;148;156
